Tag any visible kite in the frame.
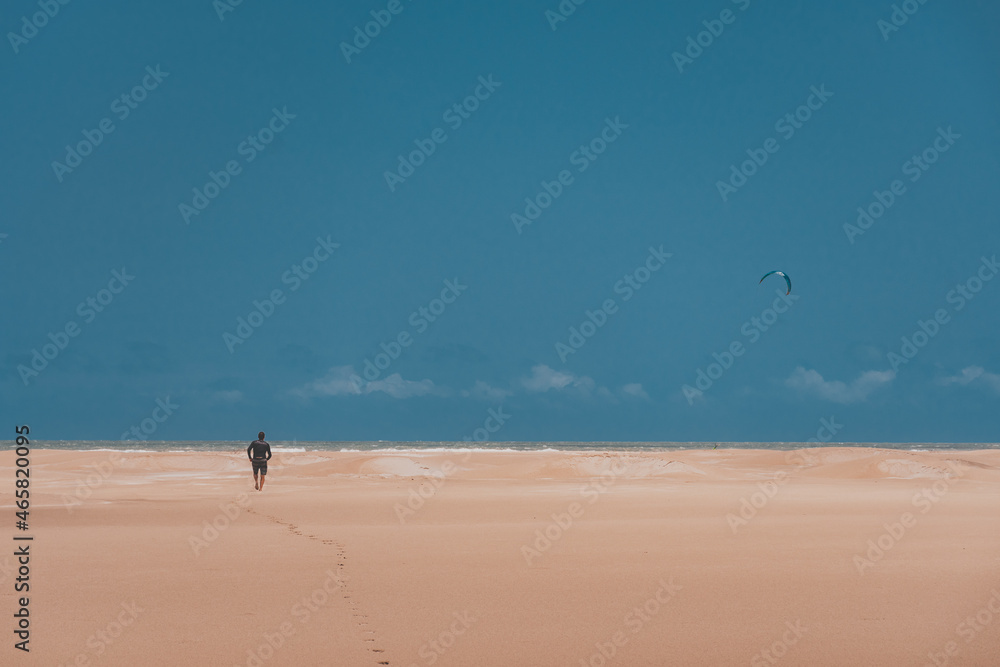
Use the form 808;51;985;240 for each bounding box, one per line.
759;270;792;295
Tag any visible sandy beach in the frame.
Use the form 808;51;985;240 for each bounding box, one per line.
5;447;1000;666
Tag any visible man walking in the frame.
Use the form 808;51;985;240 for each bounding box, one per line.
248;431;272;491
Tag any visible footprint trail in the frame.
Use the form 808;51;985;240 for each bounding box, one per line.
246;507;391;664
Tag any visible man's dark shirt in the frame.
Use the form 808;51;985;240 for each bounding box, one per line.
248;440;272;461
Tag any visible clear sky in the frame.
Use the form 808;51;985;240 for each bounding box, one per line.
2;0;998;443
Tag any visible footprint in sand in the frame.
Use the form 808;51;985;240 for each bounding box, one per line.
247;508;391;663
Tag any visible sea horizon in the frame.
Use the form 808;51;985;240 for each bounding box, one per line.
13;440;1000;453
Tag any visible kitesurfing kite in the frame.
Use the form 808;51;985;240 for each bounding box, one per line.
759;270;792;295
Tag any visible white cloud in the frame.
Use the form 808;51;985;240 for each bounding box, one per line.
295;363;636;403
521;365;576;392
211;390;244;404
518;365;624;399
293;366;362;397
293;366;437;399
785;366;895;404
941;366;1000;393
365;373;437;398
620;383;649;399
462;380;513;401
521;364;602;394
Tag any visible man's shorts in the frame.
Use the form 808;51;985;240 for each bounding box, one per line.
252;459;267;475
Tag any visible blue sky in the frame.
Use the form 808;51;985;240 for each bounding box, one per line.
2;0;998;443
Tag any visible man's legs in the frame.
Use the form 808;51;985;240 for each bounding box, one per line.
259;471;266;491
253;471;259;490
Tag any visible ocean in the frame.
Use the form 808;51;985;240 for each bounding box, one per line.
19;440;1000;452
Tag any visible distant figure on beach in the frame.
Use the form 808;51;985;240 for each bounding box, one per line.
248;432;272;491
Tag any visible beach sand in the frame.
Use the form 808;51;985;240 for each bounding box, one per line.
5;447;1000;666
